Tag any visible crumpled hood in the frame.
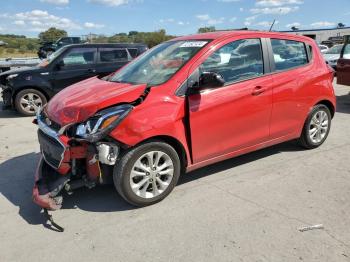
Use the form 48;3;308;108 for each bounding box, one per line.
0;66;42;78
46;76;146;126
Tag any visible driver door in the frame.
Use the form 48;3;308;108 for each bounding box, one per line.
51;47;98;91
337;36;350;86
187;38;273;163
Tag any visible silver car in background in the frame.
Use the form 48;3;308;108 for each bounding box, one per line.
323;44;344;69
318;44;329;53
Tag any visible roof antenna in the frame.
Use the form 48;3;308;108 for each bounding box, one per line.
269;19;276;32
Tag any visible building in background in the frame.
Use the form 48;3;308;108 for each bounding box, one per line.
281;26;350;44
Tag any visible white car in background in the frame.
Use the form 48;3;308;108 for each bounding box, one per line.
318;44;329;53
322;44;343;69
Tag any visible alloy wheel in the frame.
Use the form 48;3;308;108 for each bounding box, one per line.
19;93;43;114
130;151;174;199
308;110;329;144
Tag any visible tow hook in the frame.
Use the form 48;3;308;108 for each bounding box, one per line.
43;208;64;232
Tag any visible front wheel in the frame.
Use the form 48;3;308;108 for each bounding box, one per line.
14;89;47;116
298;104;332;149
113;141;181;207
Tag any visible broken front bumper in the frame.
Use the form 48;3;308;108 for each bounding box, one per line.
1;85;12;108
33;109;81;209
33;109;103;210
33;157;69;210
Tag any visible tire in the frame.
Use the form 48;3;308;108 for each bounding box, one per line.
298;104;332;149
113;141;181;207
14;89;47;116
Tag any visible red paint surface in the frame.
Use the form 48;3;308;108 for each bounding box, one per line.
46;76;147;126
43;31;336;173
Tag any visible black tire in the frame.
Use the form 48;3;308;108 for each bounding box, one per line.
113;141;181;207
14;89;47;116
298;104;332;149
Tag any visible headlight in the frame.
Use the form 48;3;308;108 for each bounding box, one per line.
75;104;133;142
6;74;18;80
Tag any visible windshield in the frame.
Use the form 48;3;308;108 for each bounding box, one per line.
110;40;209;86
38;47;67;67
325;45;343;54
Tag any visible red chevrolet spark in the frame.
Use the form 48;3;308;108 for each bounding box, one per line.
33;31;336;210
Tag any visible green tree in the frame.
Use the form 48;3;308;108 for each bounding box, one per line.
38;27;67;43
129;31;138;36
19;45;27;54
197;26;216;33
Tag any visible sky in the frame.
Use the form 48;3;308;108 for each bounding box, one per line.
0;0;349;37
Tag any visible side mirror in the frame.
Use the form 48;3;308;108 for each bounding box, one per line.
55;60;64;70
198;71;225;89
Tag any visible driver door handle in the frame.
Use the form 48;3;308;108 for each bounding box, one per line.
252;86;265;96
88;68;96;73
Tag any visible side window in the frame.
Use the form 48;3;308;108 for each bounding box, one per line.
99;48;130;63
127;48;138;58
343;44;350;59
61;48;96;66
271;39;308;71
59;38;71;44
307;44;313;61
200;38;264;83
72;38;80;44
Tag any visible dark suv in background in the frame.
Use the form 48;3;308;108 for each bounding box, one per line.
337;35;350;86
0;43;148;115
37;37;83;59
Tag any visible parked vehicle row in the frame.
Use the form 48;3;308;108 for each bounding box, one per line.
321;36;345;48
30;31;336;211
0;43;148;115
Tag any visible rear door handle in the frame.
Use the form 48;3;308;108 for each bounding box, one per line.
252;86;265;96
88;68;96;73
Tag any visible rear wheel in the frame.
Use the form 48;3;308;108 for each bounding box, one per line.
113;141;181;207
14;89;47;116
298;104;331;149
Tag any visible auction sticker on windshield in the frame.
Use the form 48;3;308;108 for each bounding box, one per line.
180;41;208;48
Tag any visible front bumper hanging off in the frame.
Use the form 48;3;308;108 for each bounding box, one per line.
33;108;104;211
1;86;12;109
33;109;81;210
33;156;70;210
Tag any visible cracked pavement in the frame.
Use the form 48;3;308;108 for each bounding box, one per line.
0;81;350;262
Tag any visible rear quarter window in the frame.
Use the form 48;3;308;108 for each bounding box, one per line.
99;48;130;63
127;48;138;58
271;39;308;71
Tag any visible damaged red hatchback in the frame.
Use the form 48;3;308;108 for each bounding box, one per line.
33;31;336;210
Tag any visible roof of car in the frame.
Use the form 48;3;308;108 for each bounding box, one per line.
173;30;312;42
63;43;147;48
